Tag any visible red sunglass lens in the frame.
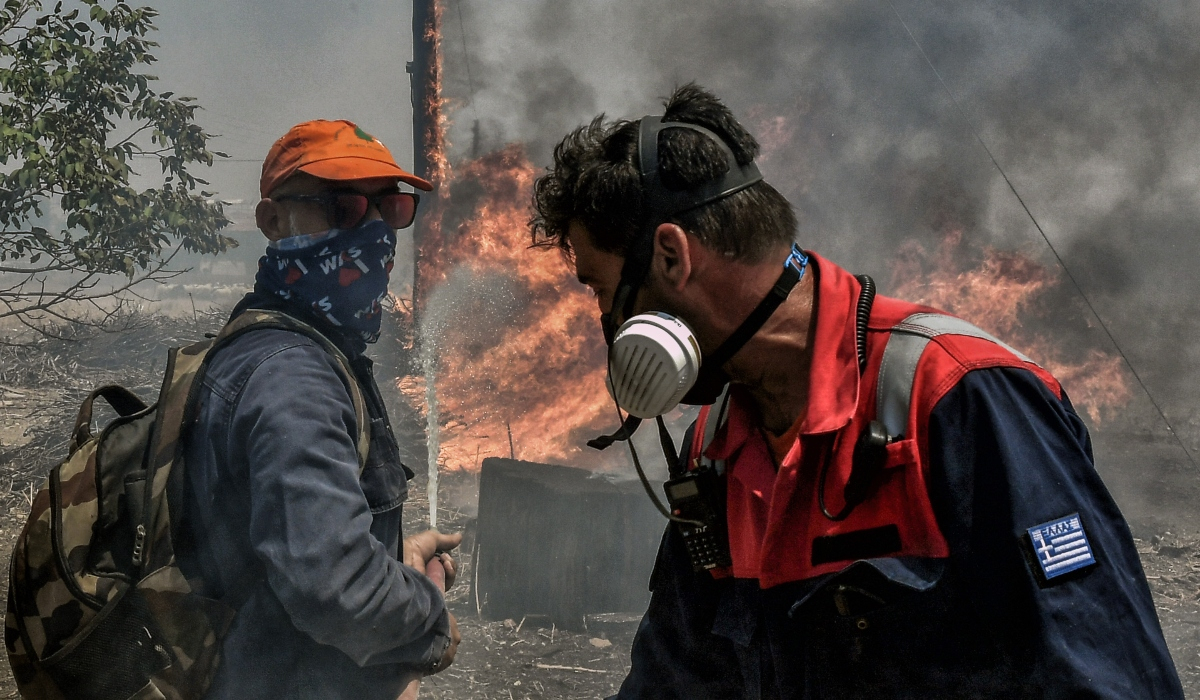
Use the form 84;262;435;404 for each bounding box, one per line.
380;193;418;229
332;194;370;229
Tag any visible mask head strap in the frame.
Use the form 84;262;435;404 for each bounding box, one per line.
706;244;808;370
601;116;764;343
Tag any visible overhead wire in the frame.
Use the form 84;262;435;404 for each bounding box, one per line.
196;108;286;140
885;0;1197;470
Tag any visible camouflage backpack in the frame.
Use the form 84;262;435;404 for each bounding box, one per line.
4;309;370;700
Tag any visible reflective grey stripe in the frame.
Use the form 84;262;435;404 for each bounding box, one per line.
876;331;934;439
877;313;1035;438
697;313;1031;463
892;313;1032;364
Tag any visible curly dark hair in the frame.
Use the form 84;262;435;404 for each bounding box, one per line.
530;83;797;263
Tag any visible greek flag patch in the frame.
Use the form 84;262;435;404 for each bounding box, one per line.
1028;514;1096;580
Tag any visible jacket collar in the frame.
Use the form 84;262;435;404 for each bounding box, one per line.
231;290;367;359
706;252;863;460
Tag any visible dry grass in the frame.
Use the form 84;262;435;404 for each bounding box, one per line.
2;310;1199;698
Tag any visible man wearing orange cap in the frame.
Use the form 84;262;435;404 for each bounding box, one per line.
176;120;460;699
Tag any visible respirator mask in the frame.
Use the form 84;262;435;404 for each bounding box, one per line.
586;115;809;537
589;115;808;449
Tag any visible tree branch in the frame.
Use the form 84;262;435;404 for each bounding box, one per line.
0;243;190;330
0;0;38;39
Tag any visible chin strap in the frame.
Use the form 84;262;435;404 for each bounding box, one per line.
702;245;808;372
586;414;643;451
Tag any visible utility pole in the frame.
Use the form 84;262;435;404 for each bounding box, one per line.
407;0;439;322
407;0;436;186
408;0;443;530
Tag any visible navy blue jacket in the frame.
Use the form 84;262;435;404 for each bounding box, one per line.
177;296;449;699
615;367;1183;699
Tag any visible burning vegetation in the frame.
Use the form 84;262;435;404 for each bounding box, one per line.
401;18;1134;482
891;228;1132;423
400;0;611;477
405;145;610;472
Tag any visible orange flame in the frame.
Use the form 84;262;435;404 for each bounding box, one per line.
891;229;1132;422
403;0;614;473
408;146;612;471
403;69;1132;474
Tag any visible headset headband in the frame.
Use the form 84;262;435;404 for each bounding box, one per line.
604;116;765;343
637;116;763;221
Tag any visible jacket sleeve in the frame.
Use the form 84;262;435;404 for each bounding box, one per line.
925;366;1183;698
230;340;449;669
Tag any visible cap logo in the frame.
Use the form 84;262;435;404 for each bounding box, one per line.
354;126;376;143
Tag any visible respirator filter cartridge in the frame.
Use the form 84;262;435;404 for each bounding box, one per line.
607;312;702;418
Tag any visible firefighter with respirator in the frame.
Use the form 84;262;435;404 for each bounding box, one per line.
529;83;1182;698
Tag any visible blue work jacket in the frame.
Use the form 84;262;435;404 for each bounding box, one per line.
615;367;1183;699
176;296;449;699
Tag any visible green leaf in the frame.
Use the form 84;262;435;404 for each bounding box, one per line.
0;0;231;320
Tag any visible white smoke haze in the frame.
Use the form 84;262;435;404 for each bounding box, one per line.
149;0;422;201
443;0;1200;290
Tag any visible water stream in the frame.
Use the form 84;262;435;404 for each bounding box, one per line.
422;341;440;529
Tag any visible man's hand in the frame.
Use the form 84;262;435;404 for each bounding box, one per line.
429;613;460;675
403;529;462;590
397;676;420;700
397;534;463;697
395;614;459;698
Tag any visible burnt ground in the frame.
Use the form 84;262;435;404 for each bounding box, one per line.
1;311;1200;698
0;310;635;700
401;472;636;700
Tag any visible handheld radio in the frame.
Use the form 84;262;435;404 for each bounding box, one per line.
663;466;732;572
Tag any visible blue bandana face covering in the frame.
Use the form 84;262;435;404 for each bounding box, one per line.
256;218;397;343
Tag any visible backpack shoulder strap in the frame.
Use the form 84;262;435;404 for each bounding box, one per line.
876;312;1034;439
214;309;371;469
142;309;373;572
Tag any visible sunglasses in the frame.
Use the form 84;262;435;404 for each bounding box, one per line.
274;190;421;230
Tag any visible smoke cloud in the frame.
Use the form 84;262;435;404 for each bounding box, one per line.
434;0;1200;528
142;0;1200;528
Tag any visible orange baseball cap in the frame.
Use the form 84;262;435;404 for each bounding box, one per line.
259;119;433;197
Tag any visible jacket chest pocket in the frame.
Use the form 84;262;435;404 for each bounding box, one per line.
787;560;1004;697
359;414;411;515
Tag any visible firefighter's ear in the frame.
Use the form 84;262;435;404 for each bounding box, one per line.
256;199;288;242
652;222;692;292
